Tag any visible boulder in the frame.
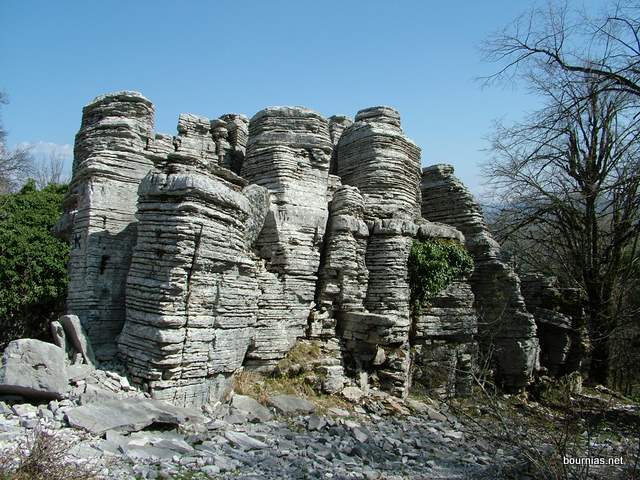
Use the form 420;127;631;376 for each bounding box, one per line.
0;339;68;400
64;397;205;435
231;394;273;423
266;394;315;414
49;320;67;351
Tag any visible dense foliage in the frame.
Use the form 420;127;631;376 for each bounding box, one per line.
408;239;474;315
0;180;69;347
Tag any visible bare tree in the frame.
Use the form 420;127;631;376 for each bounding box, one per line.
33;151;67;189
482;1;640;100
0;93;33;193
483;0;640;386
486;75;640;384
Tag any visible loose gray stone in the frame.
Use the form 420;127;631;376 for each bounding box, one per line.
231;394;273;423
352;427;369;443
307;415;326;431
67;364;93;383
153;438;194;454
267;395;315;414
12;403;38;418
60;314;96;366
50;321;67;351
341;386;365;402
65;398;204;434
425;406;448;423
224;430;268;450
0;339;68;400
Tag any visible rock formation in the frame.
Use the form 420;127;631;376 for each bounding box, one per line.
313;185;369;337
411;277;477;398
118;151;267;405
520;273;585;376
336;107;421;220
60;92;155;361
420;164;539;390
241;107;332;370
56;92;540;406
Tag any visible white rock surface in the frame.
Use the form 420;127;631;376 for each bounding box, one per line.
0;339;68;399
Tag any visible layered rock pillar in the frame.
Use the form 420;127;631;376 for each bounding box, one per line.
420;164;539;390
118;150;269;406
313;185;369;338
332;107;423;397
64;92;155;360
336;107;422;220
241;107;332;368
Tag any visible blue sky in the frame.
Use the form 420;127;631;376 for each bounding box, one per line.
0;0;603;194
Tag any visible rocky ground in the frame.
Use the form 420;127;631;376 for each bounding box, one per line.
0;337;637;479
0;388;528;480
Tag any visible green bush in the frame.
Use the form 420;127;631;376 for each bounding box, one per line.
408;238;474;315
0;180;69;348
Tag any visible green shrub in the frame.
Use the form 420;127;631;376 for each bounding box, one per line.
0;180;69;348
408;238;474;315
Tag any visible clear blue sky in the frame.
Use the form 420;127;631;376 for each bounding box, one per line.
0;0;603;194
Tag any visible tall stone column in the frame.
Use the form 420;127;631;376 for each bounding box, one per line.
333;107;423;397
241;107;332;369
119;149;269;407
64;91;155;360
421;164;539;390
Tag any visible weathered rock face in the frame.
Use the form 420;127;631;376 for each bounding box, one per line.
420;164;539;390
411;280;477;397
0;339;68;399
336;106;422;220
219;113;249;174
58;93;536;407
118;150;269;406
520;273;585;376
327;115;353;174
241;107;332;369
62;92;155;361
312;185;369;338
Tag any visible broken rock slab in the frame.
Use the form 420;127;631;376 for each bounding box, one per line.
231;394;273;423
64;397;205;435
50;320;67;352
266;394;315;415
224;430;268;450
0;339;68;400
59;314;96;367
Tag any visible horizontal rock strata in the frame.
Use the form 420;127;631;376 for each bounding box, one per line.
313;185;369;338
118;152;268;406
63;91;155;361
242;107;332;368
420;164;539;390
336;107;421;220
56;93;539;408
411;280;477;398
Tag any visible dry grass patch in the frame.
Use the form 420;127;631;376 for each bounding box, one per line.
233;340;350;414
0;427;102;480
